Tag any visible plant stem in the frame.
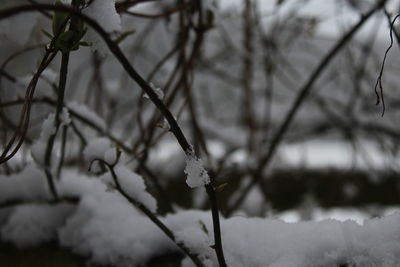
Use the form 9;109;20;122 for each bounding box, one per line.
206;184;227;267
44;52;70;200
57;125;68;177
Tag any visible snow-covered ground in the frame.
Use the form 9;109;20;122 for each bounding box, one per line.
1;163;400;267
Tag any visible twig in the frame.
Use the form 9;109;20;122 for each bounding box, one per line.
57;125;68;177
0;49;58;164
375;12;400;116
241;0;256;155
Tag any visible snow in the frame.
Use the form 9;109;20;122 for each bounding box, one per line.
144;82;164;100
219;214;400;267
184;150;211;188
83;137;112;163
68;101;106;131
41;69;58;86
103;147;117;165
59;190;172;267
1;203;75;248
59;207;400;266
0;164;105;204
83;137;119;172
30;142;48;167
60;107;71;126
57;169;107;197
99;165;157;212
0;1;39;45
83;0;121;54
1;164;400;266
30;113;57;167
279;139;399;170
39;113;56;140
174;223;215;266
0;164;49;203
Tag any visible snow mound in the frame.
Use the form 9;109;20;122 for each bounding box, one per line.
2;203;75;248
1;165;400;266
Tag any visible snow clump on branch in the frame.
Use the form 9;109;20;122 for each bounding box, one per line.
184;149;211;188
100;165;158;213
83;137;117;166
83;0;121;54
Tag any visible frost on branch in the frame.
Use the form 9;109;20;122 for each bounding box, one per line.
143;82;165;100
184;149;211;188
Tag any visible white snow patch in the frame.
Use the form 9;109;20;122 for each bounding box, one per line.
184;151;210;188
40;113;56;140
220;214;400;267
59;191;170;267
58;168;107;197
104;147;117;165
31;141;48;167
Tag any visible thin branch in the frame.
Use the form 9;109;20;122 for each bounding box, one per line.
44;52;70;201
375;12;400;116
0;49;58;164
